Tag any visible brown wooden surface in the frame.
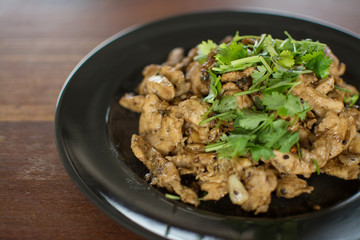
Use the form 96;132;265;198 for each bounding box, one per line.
0;0;359;239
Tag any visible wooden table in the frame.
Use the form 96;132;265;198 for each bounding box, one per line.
1;0;359;239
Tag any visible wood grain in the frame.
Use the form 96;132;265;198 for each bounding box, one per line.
0;0;359;239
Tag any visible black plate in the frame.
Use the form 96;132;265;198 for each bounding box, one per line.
55;10;360;240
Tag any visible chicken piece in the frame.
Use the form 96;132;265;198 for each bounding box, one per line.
131;135;199;206
314;111;357;159
229;157;254;173
166;151;217;176
344;108;360;130
137;64;162;95
119;93;145;113
139;94;168;135
349;132;360;154
338;153;360;166
221;82;239;92
179;47;198;70
160;65;190;96
314;76;335;95
196;158;234;201
177;96;211;126
143;106;184;156
185;125;211;144
163;47;184;66
185;61;209;96
321;157;360;180
276;175;313;199
145;75;175;101
270;150;316;176
241;166;277;214
221;67;254;82
293;85;344;117
292;73;344;116
298;127;317;149
324;46;346;77
184;143;206;152
223;89;254;110
292;73;318;91
138;94;184;155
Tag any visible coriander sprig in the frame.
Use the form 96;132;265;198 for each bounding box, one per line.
195;31;334;161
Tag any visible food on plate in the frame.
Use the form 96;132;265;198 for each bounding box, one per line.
119;32;360;214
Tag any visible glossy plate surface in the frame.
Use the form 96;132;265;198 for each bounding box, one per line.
55;10;360;240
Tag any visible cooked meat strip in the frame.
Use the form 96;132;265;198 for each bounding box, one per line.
221;67;254;82
313;110;357;160
119;93;145;113
185;61;209;96
137;64;162;95
349;132;360;154
138;94;184;155
314;76;335;95
241;166;277;214
321;157;360;180
177;96;211;126
338;153;360;166
143;105;184;156
184;124;220;145
131;134;199;206
270;150;315;176
293;86;344;117
138;93;169;135
163;47;184;66
166;151;217;176
276;175;313;199
145;75;175;101
195;157;233;200
160;65;190;96
324;46;346;77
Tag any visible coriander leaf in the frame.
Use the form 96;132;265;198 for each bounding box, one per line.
199;111;237;125
263;35;278;57
296;39;324;56
204;70;221;103
234;109;270;130
212;95;238;113
344;94;359;107
301;51;332;79
215;41;246;66
262;92;311;119
248;144;275;161
258;119;289;149
228;134;252;158
195;40;217;64
251;65;267;85
276;50;295;68
231;31;242;42
282;94;304;117
262;92;286;110
279;131;299;153
313;158;321;175
217;111;238;122
205;134;252;159
297;100;312;120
